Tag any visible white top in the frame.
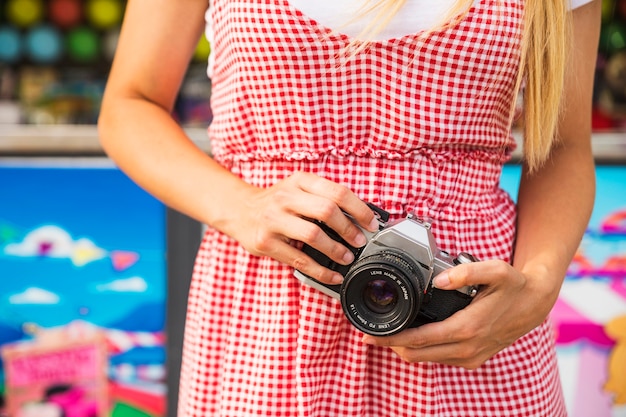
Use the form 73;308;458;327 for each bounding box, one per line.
288;0;595;40
205;0;594;75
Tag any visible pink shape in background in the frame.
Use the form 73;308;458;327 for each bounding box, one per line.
110;250;139;272
571;344;614;417
551;299;615;347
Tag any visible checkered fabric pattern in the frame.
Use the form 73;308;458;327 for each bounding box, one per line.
178;0;567;415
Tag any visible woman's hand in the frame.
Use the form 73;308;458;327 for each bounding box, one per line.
223;171;379;285
361;259;558;369
362;2;602;368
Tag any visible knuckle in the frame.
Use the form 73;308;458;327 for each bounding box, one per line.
329;242;351;262
456;344;480;361
271;189;291;207
452;326;474;342
252;230;273;253
394;348;416;364
339;220;353;236
461;358;485;370
450;265;471;283
317;269;336;283
300;223;325;244
290;171;307;183
305;265;335;284
493;260;510;276
342;222;361;242
326;246;343;262
291;254;308;272
458;320;482;339
328;184;350;202
316;200;337;221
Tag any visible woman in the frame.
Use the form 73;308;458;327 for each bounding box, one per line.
98;0;601;415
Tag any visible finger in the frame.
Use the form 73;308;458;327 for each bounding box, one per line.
274;214;358;270
388;342;493;369
256;177;367;250
284;192;369;249
296;173;379;232
432;259;516;291
252;211;355;271
362;323;485;368
362;314;471;348
268;238;344;285
362;318;496;368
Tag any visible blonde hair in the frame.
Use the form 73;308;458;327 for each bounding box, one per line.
517;0;569;172
352;0;569;172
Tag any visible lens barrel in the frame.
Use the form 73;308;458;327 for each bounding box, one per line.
340;250;425;336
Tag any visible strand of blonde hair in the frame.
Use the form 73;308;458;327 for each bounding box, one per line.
518;0;569;172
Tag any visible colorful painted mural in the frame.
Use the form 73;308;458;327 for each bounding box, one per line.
501;165;626;417
0;160;166;417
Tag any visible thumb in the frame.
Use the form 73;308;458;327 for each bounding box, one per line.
432;259;506;290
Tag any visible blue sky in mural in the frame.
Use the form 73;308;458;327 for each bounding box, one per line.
0;162;166;342
501;164;626;271
501;164;626;228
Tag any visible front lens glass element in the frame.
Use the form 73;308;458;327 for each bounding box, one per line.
363;279;397;314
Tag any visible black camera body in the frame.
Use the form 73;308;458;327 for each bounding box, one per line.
294;203;479;336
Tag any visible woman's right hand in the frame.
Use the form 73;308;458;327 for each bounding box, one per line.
221;171;380;285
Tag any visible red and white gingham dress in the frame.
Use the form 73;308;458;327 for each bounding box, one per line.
179;0;567;415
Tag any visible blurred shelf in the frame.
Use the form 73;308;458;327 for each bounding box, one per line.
584;132;626;163
510;130;626;163
0;124;210;156
0;124;624;161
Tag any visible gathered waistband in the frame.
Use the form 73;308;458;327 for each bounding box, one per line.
217;149;514;223
214;146;513;166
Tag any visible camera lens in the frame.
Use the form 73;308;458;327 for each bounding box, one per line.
340;250;425;336
363;279;397;314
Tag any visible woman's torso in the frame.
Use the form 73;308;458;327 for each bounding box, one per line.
205;0;522;257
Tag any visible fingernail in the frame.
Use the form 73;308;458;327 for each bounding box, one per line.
331;273;344;285
354;233;366;247
362;335;374;345
368;218;380;232
433;272;450;289
343;251;355;264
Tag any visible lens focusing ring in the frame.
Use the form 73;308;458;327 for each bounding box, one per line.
340;250;426;336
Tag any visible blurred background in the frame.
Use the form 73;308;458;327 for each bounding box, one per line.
1;0;626;128
0;0;212;126
0;1;210;417
0;1;625;417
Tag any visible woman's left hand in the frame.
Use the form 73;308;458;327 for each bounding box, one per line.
361;259;558;369
362;0;602;371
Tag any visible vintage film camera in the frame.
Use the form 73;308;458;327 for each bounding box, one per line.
294;203;479;336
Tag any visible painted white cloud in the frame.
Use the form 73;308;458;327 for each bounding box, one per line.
4;225;106;266
10;287;60;305
560;279;626;324
96;276;148;293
